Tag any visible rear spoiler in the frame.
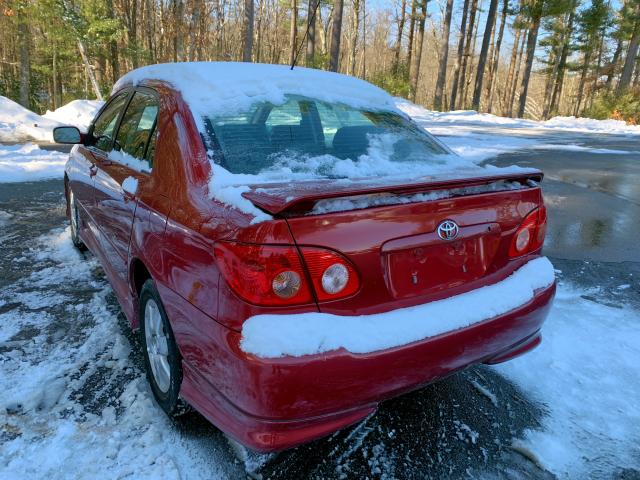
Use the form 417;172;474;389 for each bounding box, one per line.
241;170;543;216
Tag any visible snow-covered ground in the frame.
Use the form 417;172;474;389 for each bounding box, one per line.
0;144;67;183
1;90;639;478
0;227;238;479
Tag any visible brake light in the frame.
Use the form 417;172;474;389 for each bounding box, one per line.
214;242;360;306
299;247;360;301
509;206;547;257
214;242;313;306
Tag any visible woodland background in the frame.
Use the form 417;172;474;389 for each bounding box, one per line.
1;0;639;122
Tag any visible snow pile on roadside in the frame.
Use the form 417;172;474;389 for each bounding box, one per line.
396;99;640;136
0;227;234;479
495;283;640;477
0;96;62;143
43;100;103;131
0;144;67;183
241;257;555;358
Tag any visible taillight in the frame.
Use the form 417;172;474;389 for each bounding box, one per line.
509;206;547;257
214;242;360;306
299;247;360;301
214;242;313;306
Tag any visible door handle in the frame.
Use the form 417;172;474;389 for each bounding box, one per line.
89;164;98;177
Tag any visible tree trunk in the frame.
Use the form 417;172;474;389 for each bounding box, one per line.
517;11;541;118
508;28;527;117
605;37;623;88
77;41;103;101
618;17;640;92
433;0;454;110
242;0;254;62
329;0;344;71
409;0;428;101
18;19;30;108
450;0;470;109
574;49;592;116
393;0;407;72
189;0;202;61
458;0;478;108
349;0;360;75
174;0;185;61
407;0;417;74
306;0;319;65
290;0;298;65
502;27;521;111
472;0;499;110
487;0;508;113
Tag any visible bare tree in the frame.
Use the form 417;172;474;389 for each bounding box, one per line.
409;0;428;100
306;0;319;65
517;1;543;118
393;0;408;71
434;0;454;110
349;0;361;75
17;16;30;108
450;0;471;109
472;0;499;110
330;0;344;71
242;0;254;62
486;0;509;112
290;0;298;65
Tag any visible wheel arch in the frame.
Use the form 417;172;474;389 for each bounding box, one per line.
129;257;153;329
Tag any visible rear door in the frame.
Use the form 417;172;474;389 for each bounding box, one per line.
92;89;159;287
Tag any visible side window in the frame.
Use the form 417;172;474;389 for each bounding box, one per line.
92;92;130;152
114;91;159;165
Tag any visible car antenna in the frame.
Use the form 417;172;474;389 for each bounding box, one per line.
291;1;321;70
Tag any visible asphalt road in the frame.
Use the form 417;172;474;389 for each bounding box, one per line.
1;133;639;479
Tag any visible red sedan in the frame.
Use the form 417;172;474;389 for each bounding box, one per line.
54;62;555;452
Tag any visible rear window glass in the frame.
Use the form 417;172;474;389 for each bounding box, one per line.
203;95;450;178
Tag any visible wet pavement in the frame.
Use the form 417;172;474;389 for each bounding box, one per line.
1;131;639;479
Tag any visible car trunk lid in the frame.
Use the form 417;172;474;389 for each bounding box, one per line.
243;170;544;314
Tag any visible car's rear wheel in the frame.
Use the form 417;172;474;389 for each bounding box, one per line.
139;279;187;416
68;189;86;251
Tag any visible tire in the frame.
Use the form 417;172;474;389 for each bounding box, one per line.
139;279;187;416
68;188;87;251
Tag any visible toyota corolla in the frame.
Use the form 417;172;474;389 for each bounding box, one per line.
54;62;555;452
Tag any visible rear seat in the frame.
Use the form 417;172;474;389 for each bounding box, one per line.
332;125;377;159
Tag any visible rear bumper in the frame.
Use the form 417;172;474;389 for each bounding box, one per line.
175;279;555;452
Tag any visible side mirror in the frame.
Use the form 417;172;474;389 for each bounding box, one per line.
53;126;83;144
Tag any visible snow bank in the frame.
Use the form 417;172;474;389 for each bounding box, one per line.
241;257;555;358
0;144;67;182
0;96;62;142
43;99;103;131
495;283;640;477
396;99;640;136
114;62;401;123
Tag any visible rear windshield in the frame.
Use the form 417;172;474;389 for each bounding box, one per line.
202;95;451;178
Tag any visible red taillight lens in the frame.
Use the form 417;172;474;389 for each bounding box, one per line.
299;247;360;301
214;242;313;306
214;242;360;305
509;206;547;258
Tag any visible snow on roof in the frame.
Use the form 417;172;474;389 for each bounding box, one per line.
113;62;401;121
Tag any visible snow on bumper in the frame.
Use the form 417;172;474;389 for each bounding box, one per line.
241;257;555;358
